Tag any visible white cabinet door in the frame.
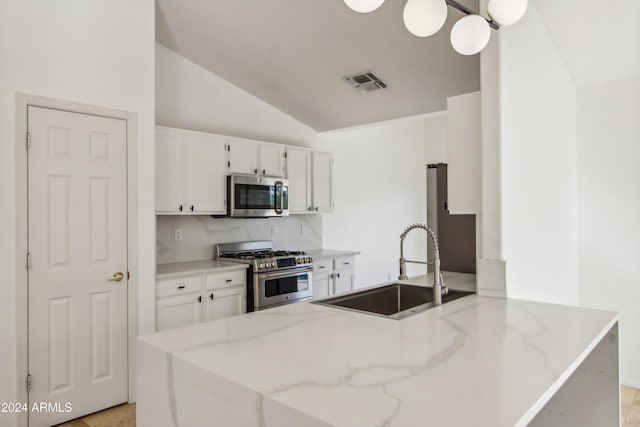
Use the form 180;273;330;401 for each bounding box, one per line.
334;270;354;295
185;133;227;214
155;128;185;214
228;138;258;175
312;271;332;299
286;147;312;213
259;144;285;177
312;151;334;212
205;286;246;321
447;92;481;214
156;293;202;332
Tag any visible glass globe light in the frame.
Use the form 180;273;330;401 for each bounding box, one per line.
450;14;491;55
487;0;528;26
403;0;448;37
344;0;386;14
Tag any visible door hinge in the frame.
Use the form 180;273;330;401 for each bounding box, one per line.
227;145;230;152
26;252;31;270
127;271;130;280
284;152;287;158
26;374;32;393
26;132;31;150
227;161;230;168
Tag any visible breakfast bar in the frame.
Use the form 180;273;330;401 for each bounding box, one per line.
136;288;619;426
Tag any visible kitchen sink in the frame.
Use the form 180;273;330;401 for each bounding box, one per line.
312;283;473;320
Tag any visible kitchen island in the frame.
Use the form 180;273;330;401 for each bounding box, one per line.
137;283;619;426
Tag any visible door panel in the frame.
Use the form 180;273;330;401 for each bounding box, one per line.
28;106;128;426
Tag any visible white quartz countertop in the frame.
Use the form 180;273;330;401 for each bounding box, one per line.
305;248;360;259
156;260;248;279
138;288;617;426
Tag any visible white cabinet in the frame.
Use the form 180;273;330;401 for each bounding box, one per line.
156;292;202;332
204;286;245;322
156;269;246;332
447;92;481;215
312;255;356;298
286;147;312;213
311;151;334;213
155;126;227;215
228;138;285;177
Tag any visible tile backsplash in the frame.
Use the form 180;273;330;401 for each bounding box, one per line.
156;215;323;264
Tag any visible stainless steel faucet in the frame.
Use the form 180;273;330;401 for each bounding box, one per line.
398;223;447;305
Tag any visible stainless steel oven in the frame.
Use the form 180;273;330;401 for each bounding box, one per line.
254;268;313;310
227;174;289;217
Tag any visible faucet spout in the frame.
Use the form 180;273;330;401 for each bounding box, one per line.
398;223;446;305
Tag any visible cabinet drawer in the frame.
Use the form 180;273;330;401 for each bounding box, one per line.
334;256;355;271
205;269;246;290
312;258;332;272
157;276;201;298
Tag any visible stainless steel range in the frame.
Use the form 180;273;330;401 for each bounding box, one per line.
215;241;313;312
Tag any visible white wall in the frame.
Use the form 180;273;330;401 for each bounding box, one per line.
156;43;319;147
499;3;579;305
0;0;155;423
577;77;640;387
320;115;445;287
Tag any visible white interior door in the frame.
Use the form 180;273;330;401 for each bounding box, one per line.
27;106;128;426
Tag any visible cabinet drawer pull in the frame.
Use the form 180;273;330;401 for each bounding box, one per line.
177;285;185;289
225;279;232;283
209;293;214;300
198;295;202;303
319;265;326;269
343;262;350;265
190;205;194;212
336;272;341;278
178;205;183;212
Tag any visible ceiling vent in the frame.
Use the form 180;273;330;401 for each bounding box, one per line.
343;70;388;94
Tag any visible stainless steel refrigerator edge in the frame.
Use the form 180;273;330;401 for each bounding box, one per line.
427;164;476;273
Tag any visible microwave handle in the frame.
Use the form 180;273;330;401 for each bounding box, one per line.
275;180;284;214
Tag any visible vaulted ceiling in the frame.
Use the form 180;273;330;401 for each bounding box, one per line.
156;0;481;131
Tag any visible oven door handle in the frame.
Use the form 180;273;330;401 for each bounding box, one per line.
274;180;284;215
256;268;312;280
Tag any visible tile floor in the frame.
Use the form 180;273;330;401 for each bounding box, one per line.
55;386;640;427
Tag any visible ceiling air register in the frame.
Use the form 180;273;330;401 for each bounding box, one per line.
343;0;528;55
343;71;388;94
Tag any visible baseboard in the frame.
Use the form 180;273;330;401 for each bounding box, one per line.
621;378;640;389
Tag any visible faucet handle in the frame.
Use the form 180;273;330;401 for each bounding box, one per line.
439;273;449;295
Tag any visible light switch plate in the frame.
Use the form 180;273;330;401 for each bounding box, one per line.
174;229;182;241
271;226;277;237
300;224;307;235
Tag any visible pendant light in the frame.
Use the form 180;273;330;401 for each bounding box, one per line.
403;0;448;37
450;14;490;55
344;0;386;14
487;0;528;26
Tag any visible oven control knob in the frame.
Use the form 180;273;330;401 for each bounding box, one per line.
270;262;276;268
296;258;302;264
259;263;265;269
305;257;311;263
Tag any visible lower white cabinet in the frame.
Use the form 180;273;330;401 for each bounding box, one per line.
156;292;203;332
156;269;246;332
204;286;245;322
312;255;356;299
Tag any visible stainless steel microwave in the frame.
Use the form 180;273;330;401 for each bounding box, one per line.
227;174;289;217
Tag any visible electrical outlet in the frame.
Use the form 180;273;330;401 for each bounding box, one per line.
174;229;182;241
300;224;307;235
271;226;278;237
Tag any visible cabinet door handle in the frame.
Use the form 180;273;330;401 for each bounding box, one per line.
253;168;258;174
209;293;214;300
190;205;194;212
315;206;319;211
179;205;183;212
198;295;202;303
225;279;232;283
177;285;185;289
262;169;266;175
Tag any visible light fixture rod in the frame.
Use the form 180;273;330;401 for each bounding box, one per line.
445;0;500;30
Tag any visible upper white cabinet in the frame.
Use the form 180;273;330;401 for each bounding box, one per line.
311;151;334;212
155;127;184;214
259;144;285;177
286;147;312;213
228;137;285;177
447;92;481;215
155;127;227;215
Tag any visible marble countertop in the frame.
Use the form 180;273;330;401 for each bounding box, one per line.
402;271;476;292
305;249;361;259
138;285;617;426
156;260;248;279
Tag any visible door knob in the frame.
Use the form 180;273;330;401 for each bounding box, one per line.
108;272;124;282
